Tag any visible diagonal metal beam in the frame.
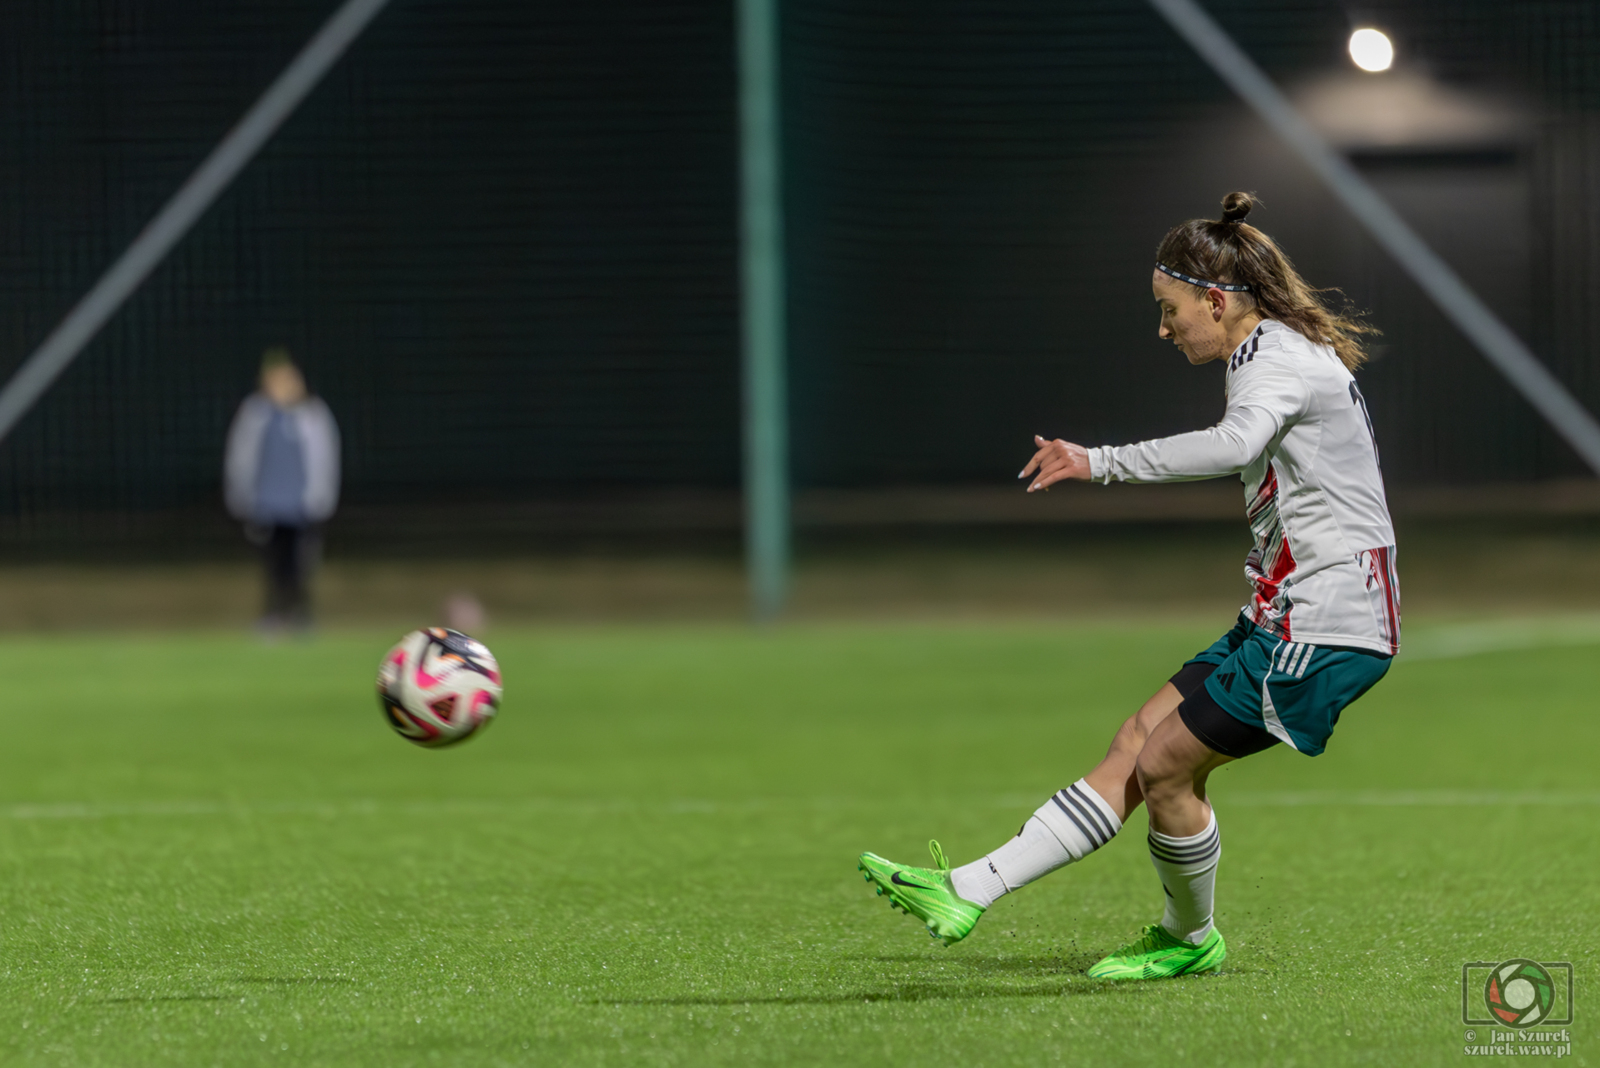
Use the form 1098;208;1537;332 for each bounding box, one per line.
0;0;396;445
1148;0;1600;475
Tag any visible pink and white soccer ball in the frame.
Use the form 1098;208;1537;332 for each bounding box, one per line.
377;627;502;747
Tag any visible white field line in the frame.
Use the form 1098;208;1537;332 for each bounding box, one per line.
4;791;1599;822
0;798;739;821
1400;614;1600;662
1225;791;1600;807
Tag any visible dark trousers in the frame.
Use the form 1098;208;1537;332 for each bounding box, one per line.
249;523;321;626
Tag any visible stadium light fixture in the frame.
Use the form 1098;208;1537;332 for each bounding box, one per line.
1150;0;1600;474
1349;28;1394;73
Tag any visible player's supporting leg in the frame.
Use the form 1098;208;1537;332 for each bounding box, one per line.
1140;710;1230;936
1086;710;1232;979
944;681;1184;909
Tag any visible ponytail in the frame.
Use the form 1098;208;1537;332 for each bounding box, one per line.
1156;192;1378;371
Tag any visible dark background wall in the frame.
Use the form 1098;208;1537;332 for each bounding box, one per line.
0;0;740;521
785;0;1600;488
1;0;1597;536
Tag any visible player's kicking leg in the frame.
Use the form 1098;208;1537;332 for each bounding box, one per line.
857;680;1184;945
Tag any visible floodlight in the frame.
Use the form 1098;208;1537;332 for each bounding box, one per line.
1349;28;1394;73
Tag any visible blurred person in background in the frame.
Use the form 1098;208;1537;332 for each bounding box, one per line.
224;347;341;633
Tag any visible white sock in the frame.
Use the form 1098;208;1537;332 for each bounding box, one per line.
949;780;1121;908
1147;810;1221;944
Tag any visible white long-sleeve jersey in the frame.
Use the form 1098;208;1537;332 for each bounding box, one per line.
1087;320;1400;655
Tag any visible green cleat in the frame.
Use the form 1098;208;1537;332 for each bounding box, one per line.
1086;924;1227;980
857;840;985;946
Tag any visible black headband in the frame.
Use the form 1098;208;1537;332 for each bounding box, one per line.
1156;263;1252;292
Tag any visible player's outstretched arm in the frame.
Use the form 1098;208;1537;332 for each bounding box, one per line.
1020;434;1091;492
1028;360;1309;488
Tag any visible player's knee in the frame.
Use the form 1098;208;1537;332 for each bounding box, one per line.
1111;685;1184;766
1134;745;1182;803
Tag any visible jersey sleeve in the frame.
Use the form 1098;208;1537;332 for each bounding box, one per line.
1087;360;1310;484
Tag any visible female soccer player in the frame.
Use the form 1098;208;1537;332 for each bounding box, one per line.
857;192;1399;980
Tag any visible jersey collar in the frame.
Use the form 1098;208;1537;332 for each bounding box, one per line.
1226;320;1278;372
1228;324;1264;372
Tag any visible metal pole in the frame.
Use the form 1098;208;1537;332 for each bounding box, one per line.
0;0;395;445
738;0;791;619
1148;0;1600;475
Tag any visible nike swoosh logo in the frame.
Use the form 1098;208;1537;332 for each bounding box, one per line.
890;872;934;891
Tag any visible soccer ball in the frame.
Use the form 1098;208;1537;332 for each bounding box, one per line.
377;627;502;747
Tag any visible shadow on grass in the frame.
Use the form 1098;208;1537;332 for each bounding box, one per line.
591;953;1161;1007
591;981;1138;1007
97;994;234;1004
869;951;1104;974
582;949;1234;1006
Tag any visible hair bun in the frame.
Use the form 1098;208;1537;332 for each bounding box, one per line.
1220;191;1256;224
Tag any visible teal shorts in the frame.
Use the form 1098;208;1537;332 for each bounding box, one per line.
1169;614;1391;757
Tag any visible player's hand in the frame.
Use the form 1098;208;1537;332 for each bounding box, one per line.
1020;434;1091;491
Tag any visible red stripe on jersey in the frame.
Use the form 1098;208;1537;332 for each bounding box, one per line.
1374;546;1401;654
1358;545;1401;655
1244;464;1295;639
1251;533;1297;639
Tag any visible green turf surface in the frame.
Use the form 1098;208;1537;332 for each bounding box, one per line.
0;621;1594;1066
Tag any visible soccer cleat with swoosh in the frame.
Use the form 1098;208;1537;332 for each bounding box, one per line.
857;840;985;946
1085;923;1226;980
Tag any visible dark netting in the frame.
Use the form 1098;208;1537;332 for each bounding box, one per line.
0;0;740;546
0;1;1596;553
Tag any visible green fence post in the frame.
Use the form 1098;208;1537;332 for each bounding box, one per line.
738;0;790;620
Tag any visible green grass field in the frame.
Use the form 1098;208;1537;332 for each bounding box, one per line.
0;620;1594;1066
